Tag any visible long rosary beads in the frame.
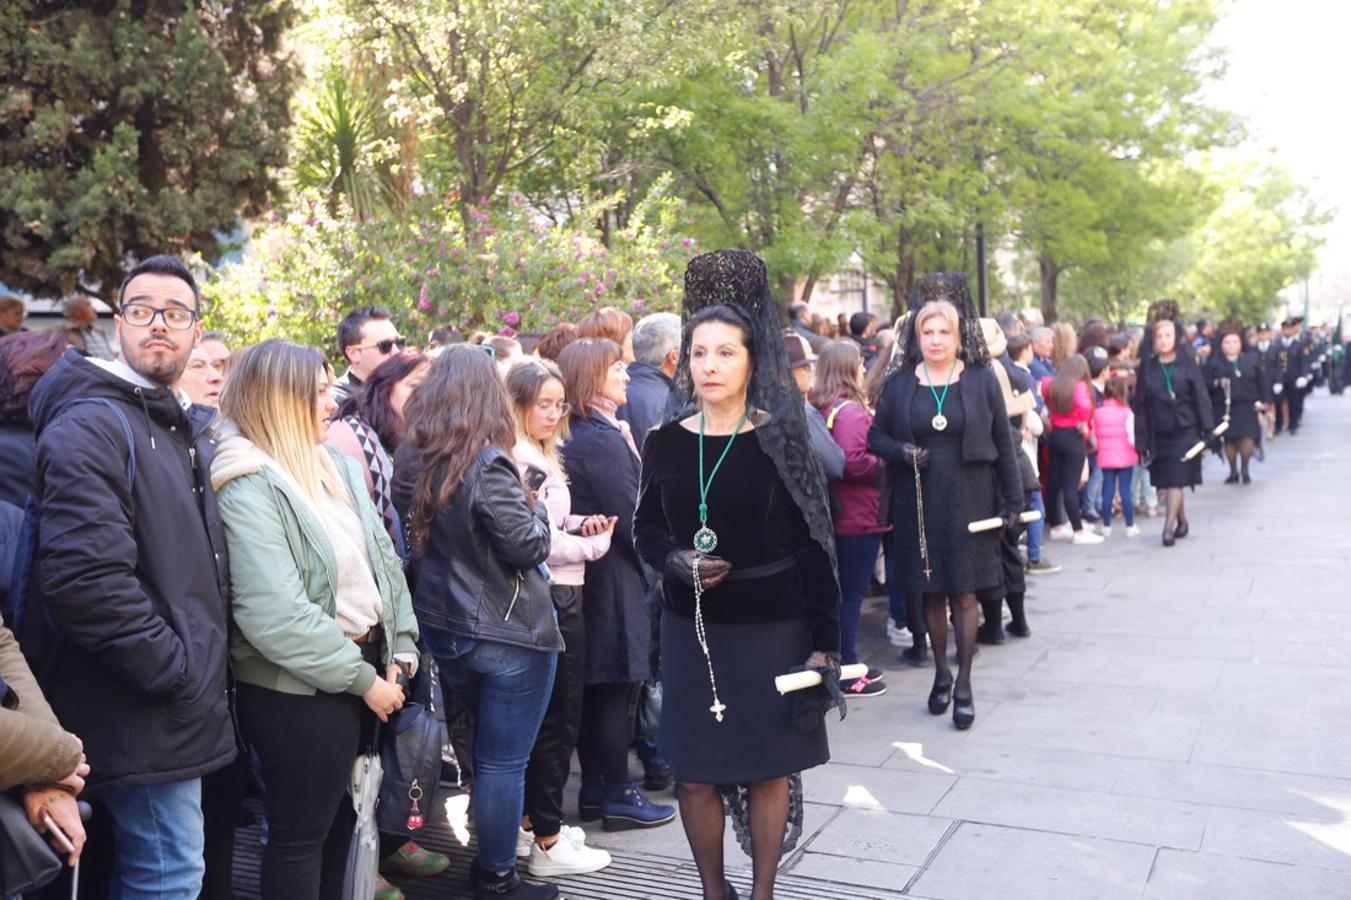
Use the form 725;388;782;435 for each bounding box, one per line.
691;554;726;722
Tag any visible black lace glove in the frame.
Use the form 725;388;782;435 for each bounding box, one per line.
791;650;847;732
900;443;930;469
664;549;732;590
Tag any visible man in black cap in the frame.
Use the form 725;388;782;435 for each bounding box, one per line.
1272;317;1312;434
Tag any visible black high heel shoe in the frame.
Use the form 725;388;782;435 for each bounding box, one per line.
952;691;975;730
928;681;953;715
718;879;739;900
1162;530;1175;547
1173;519;1189;539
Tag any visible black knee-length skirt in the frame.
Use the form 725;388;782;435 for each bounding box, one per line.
659;613;829;784
1149;428;1203;488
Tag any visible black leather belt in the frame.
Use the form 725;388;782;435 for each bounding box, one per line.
725;556;795;581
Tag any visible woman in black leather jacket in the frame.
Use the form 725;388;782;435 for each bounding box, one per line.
392;346;563;900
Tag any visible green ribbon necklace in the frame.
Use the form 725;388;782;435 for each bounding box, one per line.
1160;361;1177;399
922;360;957;431
694;407;749;555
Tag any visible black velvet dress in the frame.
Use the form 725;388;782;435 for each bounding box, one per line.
1206;349;1269;442
634;423;837;784
1141;371;1202;488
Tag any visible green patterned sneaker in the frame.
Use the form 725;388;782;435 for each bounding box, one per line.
380;841;451;878
374;874;405;900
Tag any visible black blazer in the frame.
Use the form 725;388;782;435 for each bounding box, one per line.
1132;353;1215;455
868;363;1024;516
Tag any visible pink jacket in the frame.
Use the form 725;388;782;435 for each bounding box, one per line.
1093;399;1138;469
1041;377;1095;443
512;438;612;586
820;397;889;536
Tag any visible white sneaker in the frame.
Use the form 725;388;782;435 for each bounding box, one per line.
1072;530;1104;545
1125;525;1141;538
527;830;612;877
1098;524;1112;538
518;824;591;859
886;619;908;647
1049;524;1074;541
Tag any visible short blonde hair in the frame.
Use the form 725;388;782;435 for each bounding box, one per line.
913;300;960;342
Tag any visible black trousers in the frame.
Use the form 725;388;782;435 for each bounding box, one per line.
1046;428;1087;532
523;585;587;837
577;681;639;786
237;663;372;900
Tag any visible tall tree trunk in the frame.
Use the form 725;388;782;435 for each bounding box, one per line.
1039;252;1059;324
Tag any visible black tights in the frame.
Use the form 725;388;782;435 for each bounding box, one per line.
1224;438;1254;478
1162;487;1187;537
925;592;978;699
679;778;788;900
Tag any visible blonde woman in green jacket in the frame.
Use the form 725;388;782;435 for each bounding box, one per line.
210;340;417;900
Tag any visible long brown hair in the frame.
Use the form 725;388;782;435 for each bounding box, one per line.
402;345;520;551
1047;353;1091;415
1051;322;1077;366
558;338;622;418
576;306;633;345
809;339;867;412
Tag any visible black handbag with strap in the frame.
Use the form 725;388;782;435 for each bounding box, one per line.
377;650;449;837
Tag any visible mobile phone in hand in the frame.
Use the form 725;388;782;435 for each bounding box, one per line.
524;465;548;493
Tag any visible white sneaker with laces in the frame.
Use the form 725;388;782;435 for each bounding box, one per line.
1125;525;1141;538
1072;530;1104;545
519;824;591;859
528;830;612;877
1098;524;1112;538
1049;524;1074;541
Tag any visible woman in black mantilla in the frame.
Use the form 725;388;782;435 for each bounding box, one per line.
634;249;842;900
1205;317;1271;485
867;274;1023;731
1133;300;1215;546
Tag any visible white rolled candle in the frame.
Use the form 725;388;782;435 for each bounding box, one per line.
966;510;1042;533
1212;420;1230;437
774;663;868;695
1181;440;1208;461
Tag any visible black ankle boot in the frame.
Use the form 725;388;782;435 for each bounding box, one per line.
976;621;1005;645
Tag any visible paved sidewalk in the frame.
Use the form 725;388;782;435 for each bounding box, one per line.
581;392;1351;898
233;396;1351;898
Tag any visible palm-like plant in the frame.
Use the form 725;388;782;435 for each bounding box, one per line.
291;65;404;218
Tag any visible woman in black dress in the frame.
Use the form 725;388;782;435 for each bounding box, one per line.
868;274;1023;730
1206;318;1271;485
635;250;841;900
1132;300;1215;546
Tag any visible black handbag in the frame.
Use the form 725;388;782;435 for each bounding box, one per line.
0;791;62;895
377;650;449;837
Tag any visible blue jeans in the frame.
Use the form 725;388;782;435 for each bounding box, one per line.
835;533;883;666
1026;490;1047;563
423;627;556;874
101;777;205;900
1101;467;1135;527
1081;454;1102;521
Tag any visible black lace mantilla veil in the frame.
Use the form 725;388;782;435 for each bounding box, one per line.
887;271;991;375
658;248;837;858
660;248;840;578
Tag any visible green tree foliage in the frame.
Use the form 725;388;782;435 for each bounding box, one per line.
0;1;297;296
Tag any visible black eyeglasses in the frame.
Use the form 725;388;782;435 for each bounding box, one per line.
352;337;408;355
120;303;198;331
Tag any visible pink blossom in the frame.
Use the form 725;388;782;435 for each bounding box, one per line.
681;238;694;248
417;284;433;312
498;326;517;338
633;299;646;310
499;311;521;326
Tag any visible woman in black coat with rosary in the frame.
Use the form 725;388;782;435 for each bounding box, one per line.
1133;300;1215;546
635;250;841;900
1205;317;1271;485
868;274;1023;731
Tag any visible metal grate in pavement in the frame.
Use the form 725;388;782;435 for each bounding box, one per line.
230;796;891;899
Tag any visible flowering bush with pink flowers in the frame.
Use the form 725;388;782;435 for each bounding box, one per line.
205;181;696;355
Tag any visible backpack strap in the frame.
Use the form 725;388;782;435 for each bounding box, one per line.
825;400;855;432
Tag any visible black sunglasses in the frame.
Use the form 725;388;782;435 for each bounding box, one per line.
354;337;408;355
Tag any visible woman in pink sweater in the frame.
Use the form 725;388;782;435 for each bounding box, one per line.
507;359;615;878
1092;376;1139;536
1040;354;1103;544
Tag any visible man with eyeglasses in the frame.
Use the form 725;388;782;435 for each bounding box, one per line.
20;254;235;898
333;305;406;404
